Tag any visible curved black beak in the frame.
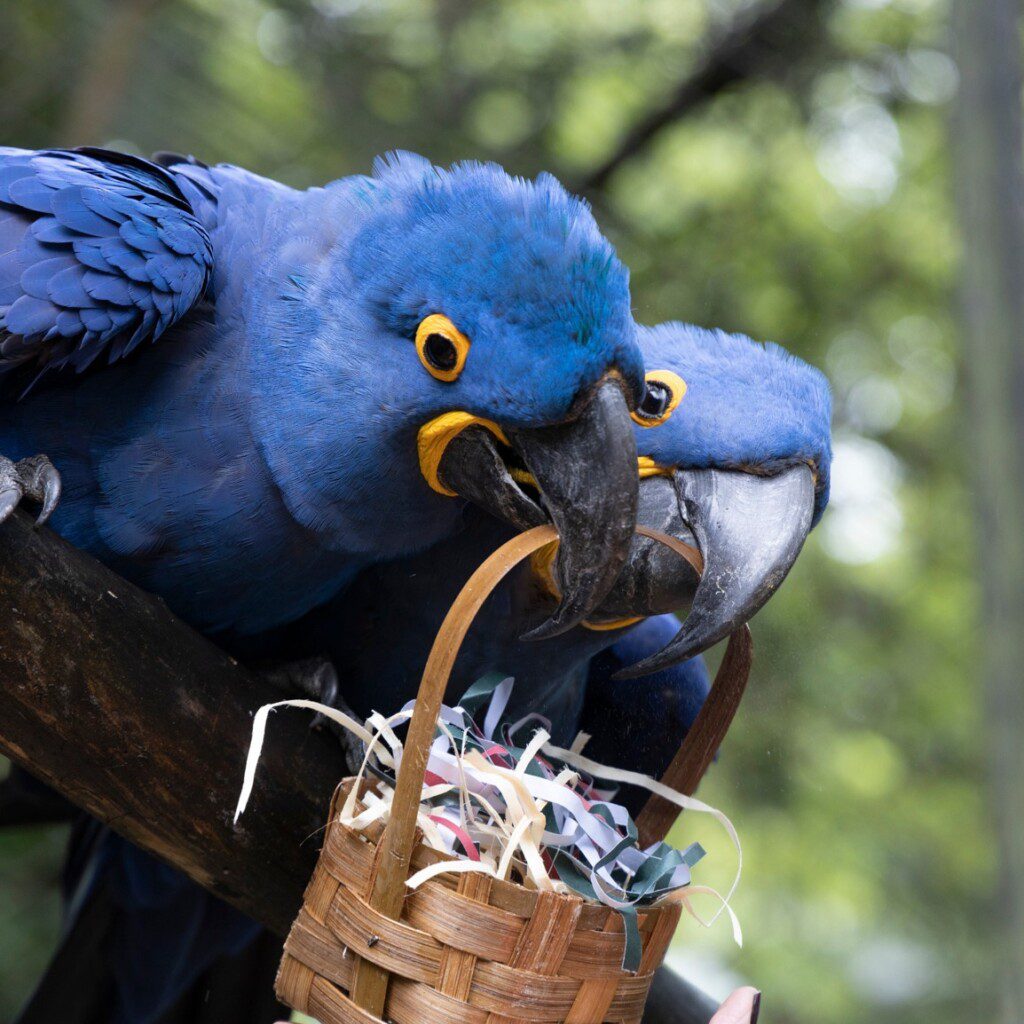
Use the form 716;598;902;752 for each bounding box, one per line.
615;464;815;679
439;380;639;637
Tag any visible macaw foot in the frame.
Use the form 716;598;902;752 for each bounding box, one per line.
0;454;61;528
259;657;364;774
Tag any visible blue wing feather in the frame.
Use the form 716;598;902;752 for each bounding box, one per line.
0;148;213;386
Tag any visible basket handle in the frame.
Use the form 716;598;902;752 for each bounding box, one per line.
348;523;751;1015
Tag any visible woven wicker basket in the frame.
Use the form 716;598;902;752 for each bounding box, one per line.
276;524;752;1024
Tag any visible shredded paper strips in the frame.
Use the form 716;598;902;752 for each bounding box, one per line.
235;674;742;971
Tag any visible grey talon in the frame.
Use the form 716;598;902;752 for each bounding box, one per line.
258;656;364;773
0;487;21;524
0;454;62;528
311;661;340;717
35;460;62;526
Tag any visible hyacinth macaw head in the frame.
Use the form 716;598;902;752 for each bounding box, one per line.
264;152;646;634
535;321;832;674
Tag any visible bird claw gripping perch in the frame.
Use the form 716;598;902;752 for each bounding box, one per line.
0;454;61;528
259;657;365;775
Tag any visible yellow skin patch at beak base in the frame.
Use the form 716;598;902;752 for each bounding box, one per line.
581;614;646;632
529;535;644;634
510;467;538;488
530;540;561;601
417;411;510;496
637;456;673;479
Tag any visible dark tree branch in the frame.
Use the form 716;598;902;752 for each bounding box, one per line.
0;508;344;936
0;510;718;1023
577;0;831;194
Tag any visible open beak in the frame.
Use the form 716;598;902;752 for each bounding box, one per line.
614;463;815;679
431;379;639;637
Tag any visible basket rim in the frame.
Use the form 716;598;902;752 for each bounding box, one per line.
327;778;683;918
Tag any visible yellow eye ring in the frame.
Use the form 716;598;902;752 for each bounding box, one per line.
631;369;686;427
415;314;470;382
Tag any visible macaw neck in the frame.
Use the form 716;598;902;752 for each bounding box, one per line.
247;379;466;559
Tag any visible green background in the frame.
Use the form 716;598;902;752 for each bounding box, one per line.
0;0;989;1021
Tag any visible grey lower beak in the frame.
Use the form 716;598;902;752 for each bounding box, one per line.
615;464;815;679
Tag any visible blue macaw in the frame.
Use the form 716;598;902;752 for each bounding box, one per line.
0;146;646;643
1;145;652;1024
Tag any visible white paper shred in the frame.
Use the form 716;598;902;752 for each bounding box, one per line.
234;680;744;957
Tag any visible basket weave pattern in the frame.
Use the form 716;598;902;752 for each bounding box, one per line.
276;785;682;1024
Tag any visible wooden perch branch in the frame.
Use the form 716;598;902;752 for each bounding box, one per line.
0;509;344;936
0;510;718;1024
577;0;831;193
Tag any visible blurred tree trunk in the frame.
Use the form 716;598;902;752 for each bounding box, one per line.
60;0;162;143
951;1;1024;1019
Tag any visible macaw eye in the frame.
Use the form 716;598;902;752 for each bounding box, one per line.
415;314;470;382
631;369;686;427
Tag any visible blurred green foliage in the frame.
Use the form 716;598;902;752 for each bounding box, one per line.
0;0;987;1021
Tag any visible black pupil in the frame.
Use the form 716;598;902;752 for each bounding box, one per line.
639;380;671;419
424;333;458;371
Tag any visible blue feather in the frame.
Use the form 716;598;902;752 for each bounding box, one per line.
30;219;84;243
21;256;76;298
5;293;56;335
0;148;212;378
51;187;117;234
48;265;93;307
6;174;55;213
